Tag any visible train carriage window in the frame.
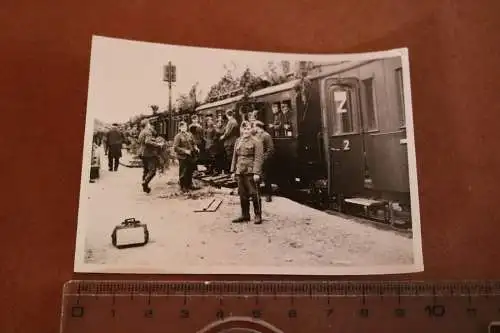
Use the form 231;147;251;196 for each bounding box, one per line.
329;87;355;135
395;68;406;127
362;78;378;131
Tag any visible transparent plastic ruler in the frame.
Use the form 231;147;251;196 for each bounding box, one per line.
60;280;500;332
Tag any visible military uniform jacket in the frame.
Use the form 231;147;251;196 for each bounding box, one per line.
230;135;264;176
255;131;274;161
223;118;239;147
137;127;157;157
189;123;204;146
173;131;195;160
106;128;125;146
204;125;216;150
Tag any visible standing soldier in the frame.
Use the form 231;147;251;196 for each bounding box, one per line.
230;121;264;224
137;119;164;193
253;121;275;202
213;113;226;175
220;109;239;174
106;123;125;172
173;121;199;192
203;115;217;175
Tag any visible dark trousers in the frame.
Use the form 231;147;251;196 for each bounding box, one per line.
108;155;119;171
237;174;261;217
213;143;225;174
142;156;157;185
224;144;234;173
179;158;196;190
205;149;216;174
261;159;272;196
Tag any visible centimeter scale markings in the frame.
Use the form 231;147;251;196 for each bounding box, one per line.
60;280;500;333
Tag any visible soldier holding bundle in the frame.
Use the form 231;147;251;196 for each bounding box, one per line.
173;121;199;192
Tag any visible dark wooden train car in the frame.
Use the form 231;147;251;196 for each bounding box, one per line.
196;94;243;118
248;79;325;191
148;109;195;141
312;57;411;221
247;58;411;223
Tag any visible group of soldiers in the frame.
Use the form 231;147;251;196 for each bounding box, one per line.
134;107;275;225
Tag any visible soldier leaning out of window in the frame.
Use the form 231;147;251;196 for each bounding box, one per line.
281;101;293;137
230;121;264;225
268;103;282;137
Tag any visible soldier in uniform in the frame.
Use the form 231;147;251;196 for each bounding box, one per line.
203;115;217;175
137;119;164;193
248;109;259;135
173;121;199;192
230;121;264;224
281;101;293;137
220;109;239;173
213;114;226;175
253;120;275;202
106;123;126;172
189;115;204;163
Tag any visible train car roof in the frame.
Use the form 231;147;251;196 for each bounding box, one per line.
249;79;301;98
195;94;244;112
306;60;376;80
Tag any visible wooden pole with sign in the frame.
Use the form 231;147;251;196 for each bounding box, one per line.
163;61;176;139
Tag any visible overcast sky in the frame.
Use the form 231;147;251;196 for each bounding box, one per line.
86;36;407;124
87;36;293;124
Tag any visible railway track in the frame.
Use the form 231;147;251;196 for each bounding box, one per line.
192;171;413;236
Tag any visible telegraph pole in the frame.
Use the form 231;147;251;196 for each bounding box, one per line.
163;61;176;138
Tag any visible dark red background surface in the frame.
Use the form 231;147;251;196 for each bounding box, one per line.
1;0;499;332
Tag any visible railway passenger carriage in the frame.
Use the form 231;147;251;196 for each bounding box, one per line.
196;92;244;120
314;58;410;222
175;57;412;225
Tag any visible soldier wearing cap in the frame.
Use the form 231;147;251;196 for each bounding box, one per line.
220;109;239;173
248;109;259;136
105;123;125;172
230;121;264;224
268;103;283;137
137;119;164;193
253;120;275;202
189;114;204;159
173;121;199;192
281;101;293;137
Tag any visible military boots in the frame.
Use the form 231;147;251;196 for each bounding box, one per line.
232;198;250;223
252;195;262;224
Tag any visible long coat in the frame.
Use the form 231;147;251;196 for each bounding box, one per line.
230;135;264;176
106;128;124;158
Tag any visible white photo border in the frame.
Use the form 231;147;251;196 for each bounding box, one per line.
73;35;423;275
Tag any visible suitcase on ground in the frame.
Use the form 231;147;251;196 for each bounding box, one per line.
111;218;149;249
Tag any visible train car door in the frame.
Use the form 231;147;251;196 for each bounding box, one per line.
323;78;365;197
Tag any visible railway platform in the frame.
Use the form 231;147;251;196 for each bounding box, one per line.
83;148;414;269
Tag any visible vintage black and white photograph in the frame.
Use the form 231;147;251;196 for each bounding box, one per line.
74;35;423;275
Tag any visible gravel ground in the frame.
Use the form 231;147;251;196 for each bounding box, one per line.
82;149;415;270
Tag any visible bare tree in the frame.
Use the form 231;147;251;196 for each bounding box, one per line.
188;82;202;111
263;61;290;85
